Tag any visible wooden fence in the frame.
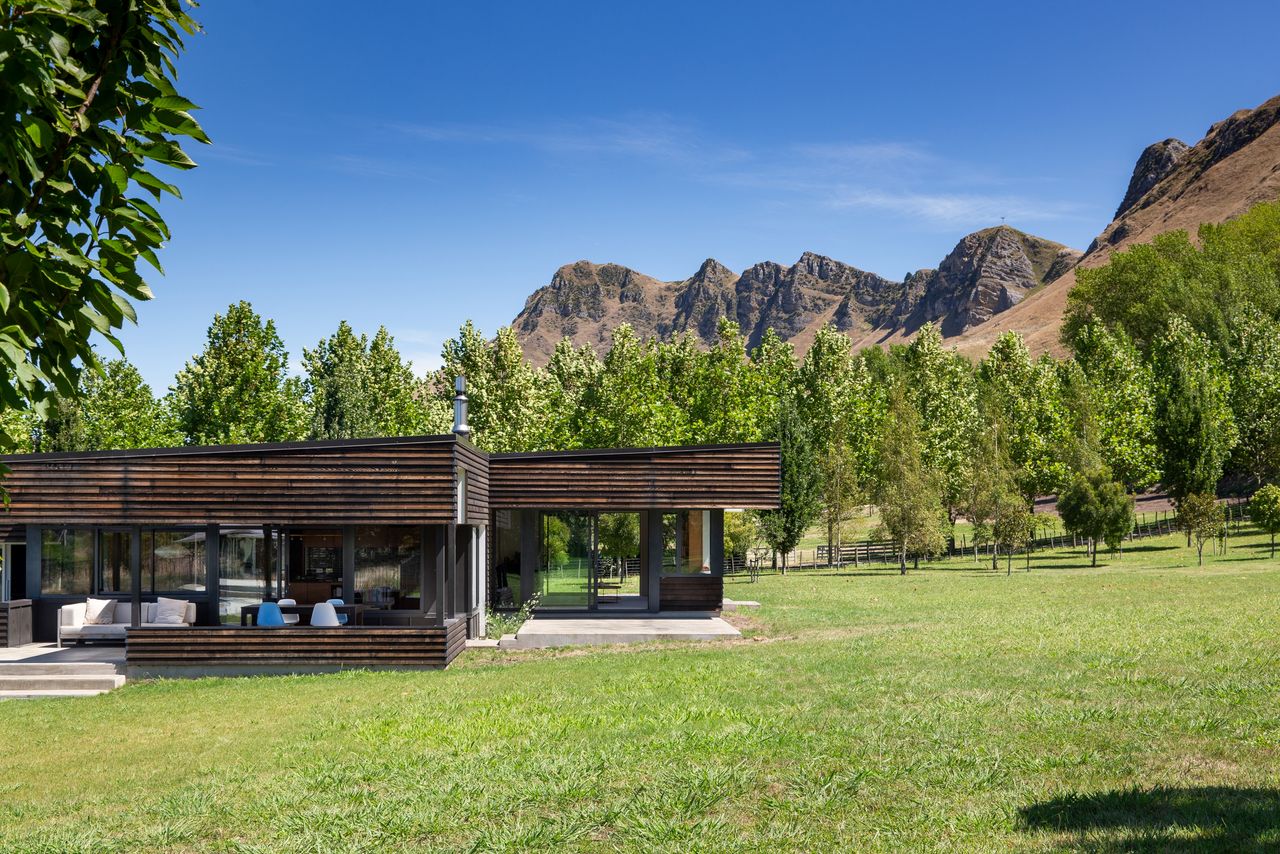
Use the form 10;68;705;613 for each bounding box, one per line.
725;497;1253;575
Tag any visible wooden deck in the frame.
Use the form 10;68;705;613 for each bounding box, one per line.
125;620;467;678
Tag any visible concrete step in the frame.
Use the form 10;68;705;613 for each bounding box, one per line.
0;662;122;676
0;689;112;700
0;674;125;692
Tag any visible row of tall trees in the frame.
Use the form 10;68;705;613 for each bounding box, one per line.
27;200;1280;571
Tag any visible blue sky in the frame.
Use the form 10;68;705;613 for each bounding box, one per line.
121;0;1280;388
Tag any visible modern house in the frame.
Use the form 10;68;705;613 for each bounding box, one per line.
0;386;780;675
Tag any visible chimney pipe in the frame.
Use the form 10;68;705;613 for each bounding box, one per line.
452;376;471;439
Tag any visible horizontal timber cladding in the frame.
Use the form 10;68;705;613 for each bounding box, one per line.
126;622;467;676
487;443;781;510
0;435;472;527
660;576;724;611
454;439;490;523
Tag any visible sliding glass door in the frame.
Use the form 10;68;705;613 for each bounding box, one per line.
536;511;594;609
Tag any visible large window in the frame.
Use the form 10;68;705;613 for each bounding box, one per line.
490;510;522;609
219;529;275;622
537;511;592;608
143;530;207;594
663;511;711;575
41;528;93;595
98;530;132;594
355;526;422;610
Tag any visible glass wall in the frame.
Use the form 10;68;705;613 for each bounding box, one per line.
490;510;522;608
597;512;641;597
537;511;592;608
286;529;342;605
40;528;93;595
355;526;422;611
218;529;274;623
144;530;207;594
98;530;132;594
663;511;711;575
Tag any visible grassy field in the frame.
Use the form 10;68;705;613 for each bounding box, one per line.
2;529;1279;852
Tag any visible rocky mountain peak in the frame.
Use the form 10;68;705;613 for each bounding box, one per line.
1115;138;1190;219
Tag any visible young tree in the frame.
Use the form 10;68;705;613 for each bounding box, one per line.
1153;317;1237;542
169;302;306;445
755;394;821;573
1250;484;1280;558
875;386;948;574
819;432;860;568
1178;492;1223;567
37;356;177;451
0;1;205;454
723;511;760;569
965;404;1028;573
1057;467;1135;567
1226;310;1280;486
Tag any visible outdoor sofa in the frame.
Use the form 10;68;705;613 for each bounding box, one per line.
57;599;197;646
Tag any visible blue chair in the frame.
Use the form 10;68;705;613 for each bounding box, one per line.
326;598;348;625
257;601;286;627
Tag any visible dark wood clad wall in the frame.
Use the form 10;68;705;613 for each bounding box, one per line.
453;440;490;523
0;437;464;527
488;444;781;510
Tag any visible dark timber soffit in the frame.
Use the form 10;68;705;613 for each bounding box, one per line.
0;433;463;464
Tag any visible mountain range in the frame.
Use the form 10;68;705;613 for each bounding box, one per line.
511;93;1280;364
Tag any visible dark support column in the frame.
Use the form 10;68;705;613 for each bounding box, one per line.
645;510;662;613
446;522;457;622
130;528;142;627
519;509;537;607
262;525;274;598
638;512;650;598
709;510;725;577
25;526;40;599
342;526;355;603
204;524;219;626
433;526;447;627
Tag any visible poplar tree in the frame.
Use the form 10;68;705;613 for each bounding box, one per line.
756;393;821;573
38;355;177;451
169;301;306;445
875;386;948;573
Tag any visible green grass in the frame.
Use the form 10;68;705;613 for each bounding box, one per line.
2;529;1280;851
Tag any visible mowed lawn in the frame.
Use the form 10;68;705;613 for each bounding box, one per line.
3;531;1280;852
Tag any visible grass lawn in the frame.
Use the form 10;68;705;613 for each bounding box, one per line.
2;529;1279;851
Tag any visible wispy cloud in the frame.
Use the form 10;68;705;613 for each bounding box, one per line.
386;114;1092;228
392;114;748;167
200;144;272;167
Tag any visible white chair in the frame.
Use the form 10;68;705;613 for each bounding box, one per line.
277;598;300;626
311;601;341;627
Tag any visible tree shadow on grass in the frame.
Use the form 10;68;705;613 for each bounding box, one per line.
1019;786;1280;852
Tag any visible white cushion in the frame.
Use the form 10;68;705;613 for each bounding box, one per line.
112;602;133;624
84;598;117;625
60;603;87;627
153;597;188;625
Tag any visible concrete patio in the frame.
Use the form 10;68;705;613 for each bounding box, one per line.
0;643;126;699
499;611;741;649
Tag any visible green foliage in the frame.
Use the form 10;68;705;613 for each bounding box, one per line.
574;324;687;448
722;510;759;560
756;394;822;568
597;512;639;561
36;354;176;451
978;331;1071;505
1057;467;1135;566
965;400;1030;571
1178;492;1224;567
903;323;978;522
303;322;444;439
875;385;948;572
168;301;306;445
1225;309;1280;484
0;0;205;452
1064;200;1280;358
1153;316;1237;501
1071;321;1161;488
1249;483;1280;558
